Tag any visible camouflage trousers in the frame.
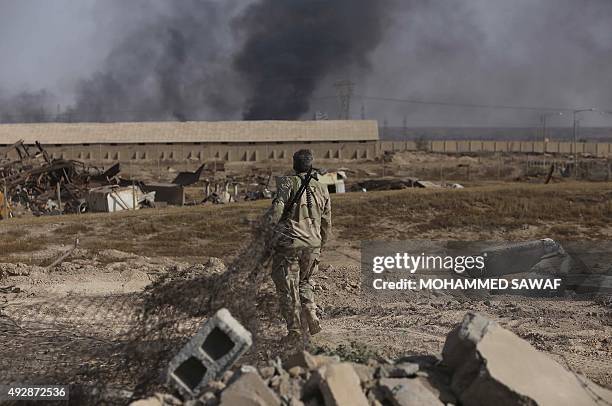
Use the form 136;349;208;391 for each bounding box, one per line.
271;247;320;335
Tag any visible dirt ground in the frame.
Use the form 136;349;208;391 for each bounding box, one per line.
0;179;611;403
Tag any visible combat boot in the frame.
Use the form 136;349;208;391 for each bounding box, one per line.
302;304;322;335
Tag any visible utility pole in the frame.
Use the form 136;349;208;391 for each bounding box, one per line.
403;115;408;148
540;112;563;155
360;103;366;120
573;116;579;179
572;109;596;179
542;115;547;154
334;80;355;120
383;117;388;139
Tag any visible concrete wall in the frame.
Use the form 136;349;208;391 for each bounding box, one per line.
380;140;612;157
4;139;611;165
1;141;379;164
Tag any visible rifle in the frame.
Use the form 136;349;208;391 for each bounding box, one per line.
279;167;317;223
258;167;318;266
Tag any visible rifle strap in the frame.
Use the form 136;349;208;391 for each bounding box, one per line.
297;173;314;219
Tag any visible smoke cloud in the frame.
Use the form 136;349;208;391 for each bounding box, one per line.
361;0;612;126
1;0;612;127
67;0;245;122
233;0;390;120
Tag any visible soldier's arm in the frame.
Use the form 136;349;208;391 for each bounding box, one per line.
269;177;293;224
321;190;332;247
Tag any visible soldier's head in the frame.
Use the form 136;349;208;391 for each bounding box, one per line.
293;149;314;173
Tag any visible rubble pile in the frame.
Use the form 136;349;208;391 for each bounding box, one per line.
131;312;612;406
0;140;124;217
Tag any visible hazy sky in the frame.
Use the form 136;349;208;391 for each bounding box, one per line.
1;0;612;127
0;1;102;101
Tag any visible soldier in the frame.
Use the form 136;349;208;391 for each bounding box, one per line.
269;149;332;343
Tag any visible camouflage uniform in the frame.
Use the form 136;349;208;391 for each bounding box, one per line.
270;173;332;338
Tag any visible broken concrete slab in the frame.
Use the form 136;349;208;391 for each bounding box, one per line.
167;308;252;398
443;312;612;406
316;363;369;406
379;377;444;406
219;370;280;406
285;351;340;371
350;362;376;385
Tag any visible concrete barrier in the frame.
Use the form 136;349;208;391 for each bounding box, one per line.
167;308;252;398
382;140;612;157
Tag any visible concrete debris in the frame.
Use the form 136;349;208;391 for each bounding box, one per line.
442;312;612;406
350;363;376;385
288;366;305;378
167;308;253;398
219;370;280;406
316;363;369;406
133;312;612;406
379;377;444;406
284;351;340;371
129;392;182;406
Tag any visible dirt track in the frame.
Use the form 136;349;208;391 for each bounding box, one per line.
0;183;611;403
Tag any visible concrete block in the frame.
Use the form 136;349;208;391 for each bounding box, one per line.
167;308;252;398
316;363;369;406
443;312;612;406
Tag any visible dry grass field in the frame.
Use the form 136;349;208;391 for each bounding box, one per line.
1;182;611;264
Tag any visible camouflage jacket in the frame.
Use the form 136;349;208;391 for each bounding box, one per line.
270;173;332;249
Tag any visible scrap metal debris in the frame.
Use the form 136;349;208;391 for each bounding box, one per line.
172;164;207;187
0;140;155;219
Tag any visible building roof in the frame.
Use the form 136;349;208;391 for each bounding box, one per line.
0;120;379;144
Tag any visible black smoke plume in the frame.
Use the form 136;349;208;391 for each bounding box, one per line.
0;90;56;123
234;0;390;120
67;0;242;122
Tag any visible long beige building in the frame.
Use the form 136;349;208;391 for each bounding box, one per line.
0;120;380;163
2;120;611;164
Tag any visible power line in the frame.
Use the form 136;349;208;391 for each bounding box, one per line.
355;95;585;113
2;92;612;123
